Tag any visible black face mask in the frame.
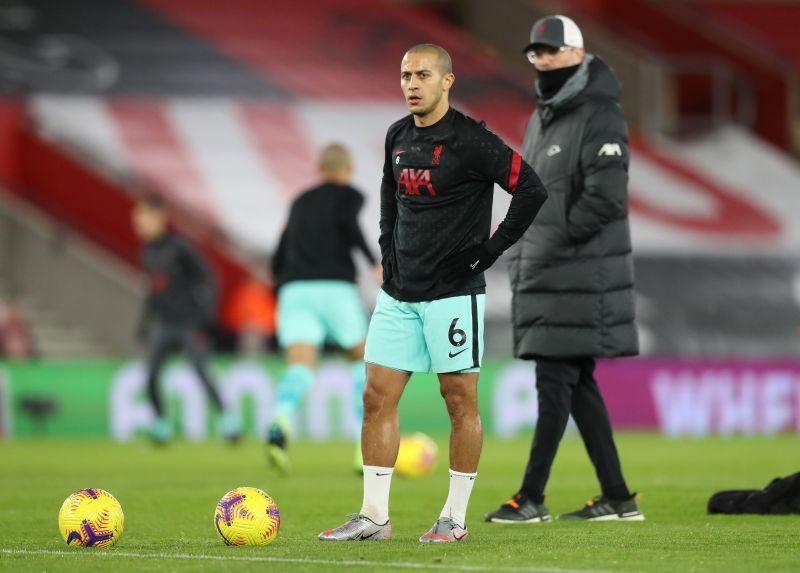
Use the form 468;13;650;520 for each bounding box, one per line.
537;63;581;100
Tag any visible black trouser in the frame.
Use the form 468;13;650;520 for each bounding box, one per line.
145;323;224;418
520;357;630;503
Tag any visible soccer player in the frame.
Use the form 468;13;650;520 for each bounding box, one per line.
319;44;548;543
267;143;382;473
132;195;240;443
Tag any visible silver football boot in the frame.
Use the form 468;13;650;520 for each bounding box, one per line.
419;517;469;543
318;514;392;541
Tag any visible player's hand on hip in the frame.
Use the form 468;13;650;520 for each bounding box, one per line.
440;242;499;283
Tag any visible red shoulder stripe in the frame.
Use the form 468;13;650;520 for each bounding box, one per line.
508;151;522;193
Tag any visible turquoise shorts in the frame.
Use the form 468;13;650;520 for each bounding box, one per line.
364;289;485;374
277;280;368;349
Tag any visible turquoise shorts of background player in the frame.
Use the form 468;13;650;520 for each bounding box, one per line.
364;289;485;374
277;280;368;349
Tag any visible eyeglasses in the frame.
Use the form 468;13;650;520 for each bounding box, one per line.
526;46;570;63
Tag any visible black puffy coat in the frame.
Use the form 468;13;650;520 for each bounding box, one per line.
509;55;638;359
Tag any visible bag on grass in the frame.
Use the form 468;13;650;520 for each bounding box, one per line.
708;472;800;515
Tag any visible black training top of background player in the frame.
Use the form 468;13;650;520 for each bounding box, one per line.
272;182;377;289
379;107;548;302
141;233;216;325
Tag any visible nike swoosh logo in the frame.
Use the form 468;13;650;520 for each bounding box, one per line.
394;150;406;155
448;349;467;358
454;531;468;541
359;530;381;540
469;260;479;269
375;473;392;476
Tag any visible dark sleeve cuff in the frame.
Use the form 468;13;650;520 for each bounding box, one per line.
485;233;511;256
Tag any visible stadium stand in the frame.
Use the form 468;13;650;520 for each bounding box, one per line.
692;2;800;71
0;191;140;357
0;0;798;356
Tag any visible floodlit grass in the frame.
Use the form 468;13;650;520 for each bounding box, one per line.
1;434;798;572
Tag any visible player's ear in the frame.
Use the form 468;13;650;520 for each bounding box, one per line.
443;72;455;91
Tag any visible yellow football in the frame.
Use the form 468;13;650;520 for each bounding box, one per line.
395;433;438;478
58;488;124;548
214;487;281;546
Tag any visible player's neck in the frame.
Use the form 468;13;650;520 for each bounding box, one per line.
146;230;169;244
413;103;450;128
323;174;350;186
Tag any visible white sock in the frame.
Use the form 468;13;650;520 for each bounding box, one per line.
360;465;393;524
439;469;477;528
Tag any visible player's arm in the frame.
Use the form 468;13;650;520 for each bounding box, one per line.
178;239;217;323
179;239;213;286
483;144;548;256
271;226;288;279
378;132;398;280
340;191;378;265
567;103;629;244
443;125;548;281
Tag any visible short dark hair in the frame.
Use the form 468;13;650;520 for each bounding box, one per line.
138;193;166;210
405;43;453;75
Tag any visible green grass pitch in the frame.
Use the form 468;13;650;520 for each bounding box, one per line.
1;434;798;572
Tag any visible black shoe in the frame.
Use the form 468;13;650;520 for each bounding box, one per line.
267;422;287;448
558;495;644;521
485;492;551;524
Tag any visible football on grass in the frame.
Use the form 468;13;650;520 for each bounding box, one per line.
214;487;281;546
58;488;124;548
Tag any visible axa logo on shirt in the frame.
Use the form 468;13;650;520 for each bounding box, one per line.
397;168;437;196
598;143;622;157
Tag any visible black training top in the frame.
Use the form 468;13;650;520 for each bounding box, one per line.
273;182;377;288
141;233;216;325
379;107;548;302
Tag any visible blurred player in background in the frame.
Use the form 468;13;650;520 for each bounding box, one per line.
319;44;548;544
484;15;642;524
267;143;382;474
132;195;241;444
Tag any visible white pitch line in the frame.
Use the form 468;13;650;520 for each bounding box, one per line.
0;548;617;573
